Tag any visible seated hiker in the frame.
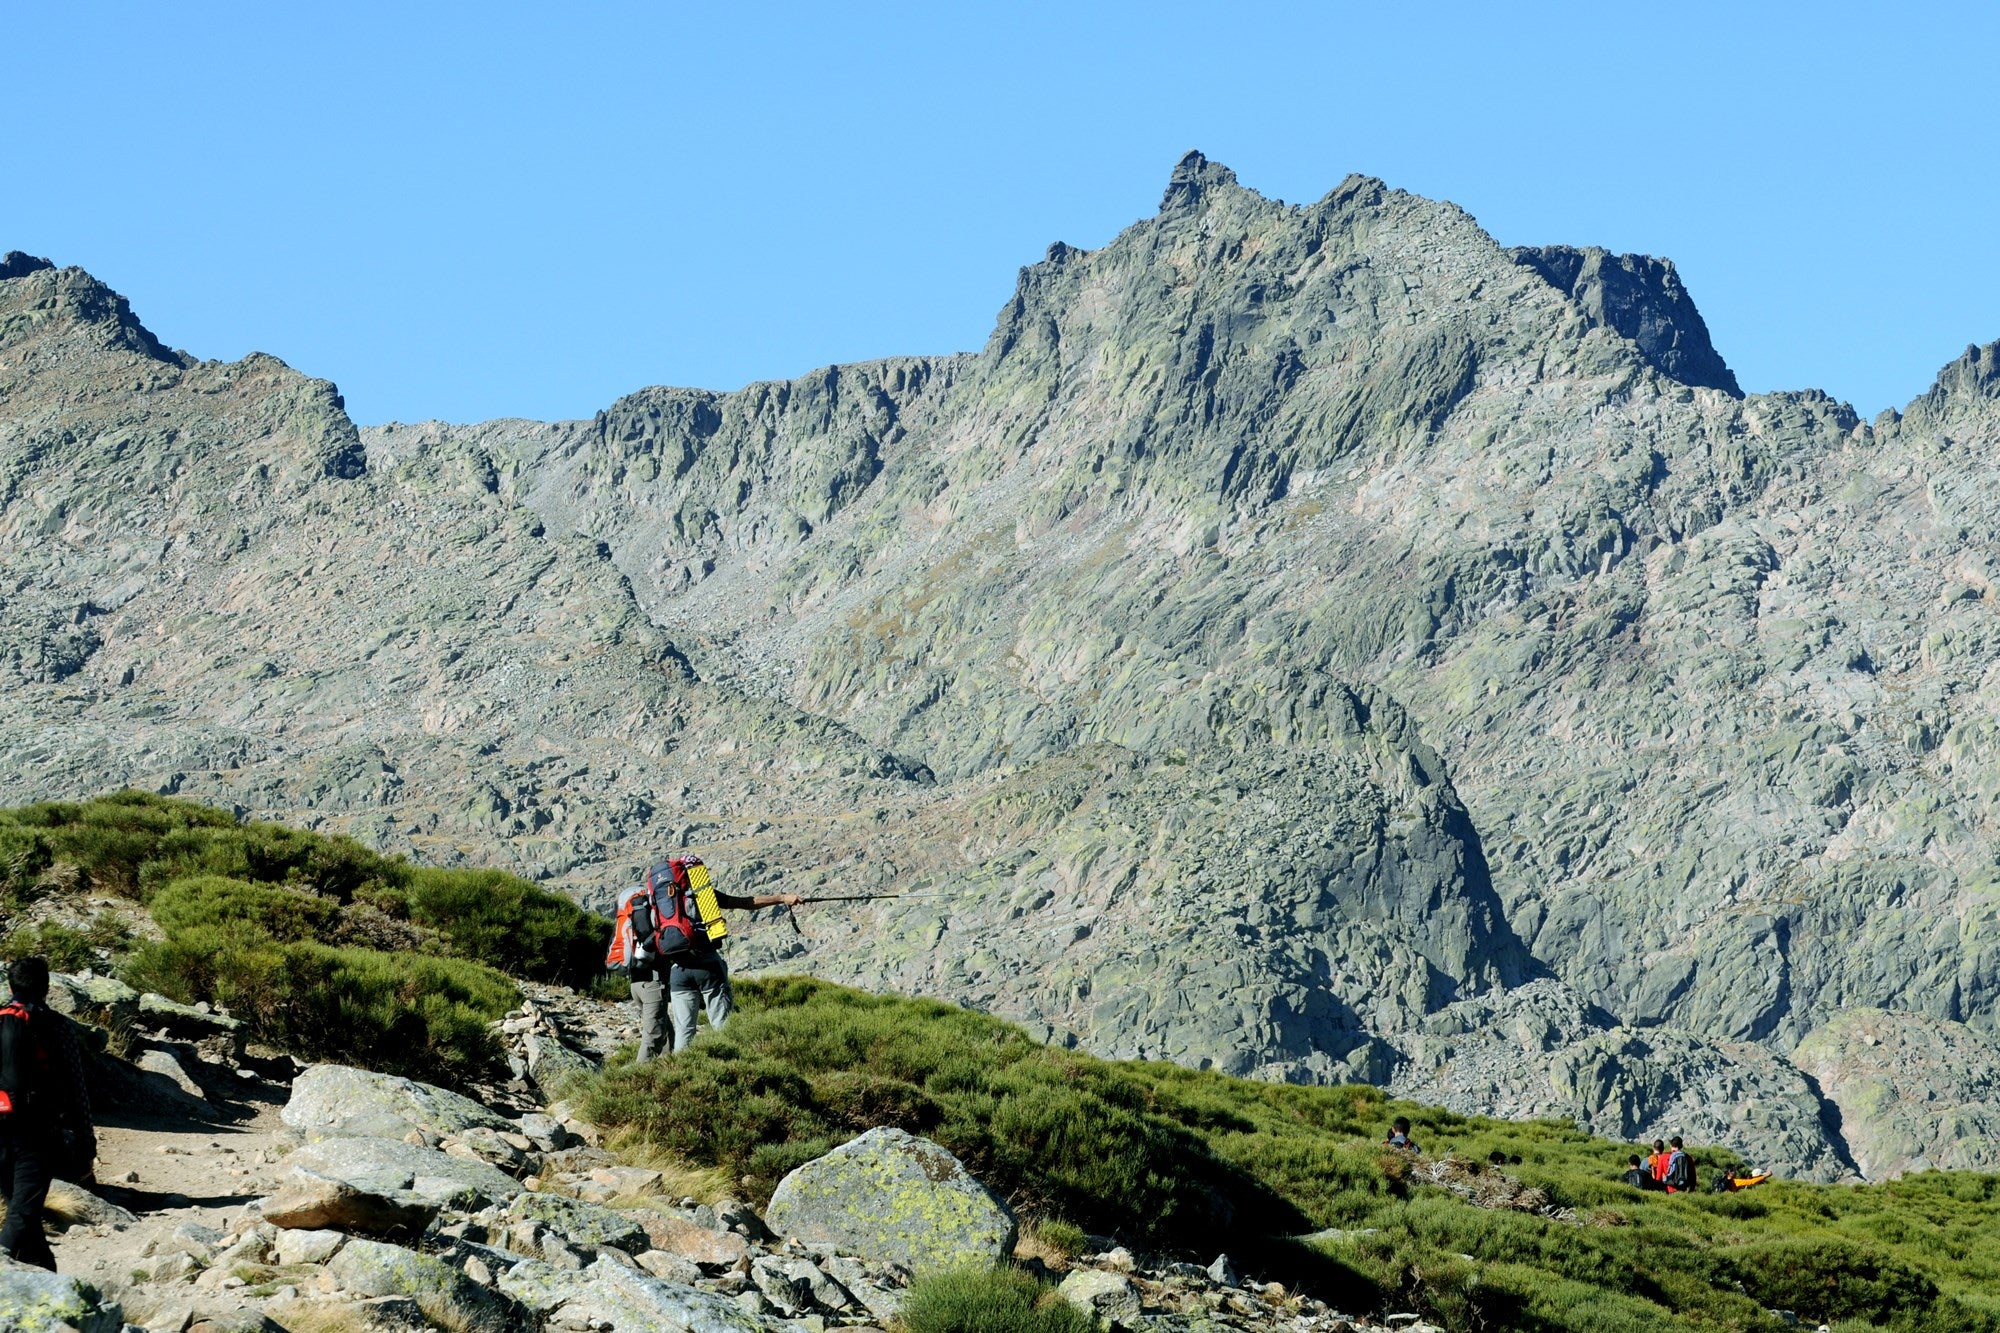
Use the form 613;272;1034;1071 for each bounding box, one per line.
1623;1153;1663;1190
607;856;800;1061
1489;1149;1508;1167
1709;1164;1737;1193
1663;1136;1696;1193
1;956;96;1271
1384;1116;1421;1153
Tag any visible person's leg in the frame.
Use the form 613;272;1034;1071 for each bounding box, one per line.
669;984;701;1053
631;978;669;1063
0;1136;55;1270
703;961;735;1033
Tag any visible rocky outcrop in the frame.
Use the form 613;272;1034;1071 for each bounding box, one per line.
1792;1008;2000;1180
1509;244;1741;393
764;1127;1017;1272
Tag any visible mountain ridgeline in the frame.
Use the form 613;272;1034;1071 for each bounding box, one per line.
6;152;2000;1180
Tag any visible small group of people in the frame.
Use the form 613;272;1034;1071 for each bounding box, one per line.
1623;1137;1696;1192
610;855;801;1061
1620;1137;1767;1193
0;955;97;1270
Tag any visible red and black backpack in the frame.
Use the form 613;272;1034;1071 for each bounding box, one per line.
604;856;711;973
0;999;50;1115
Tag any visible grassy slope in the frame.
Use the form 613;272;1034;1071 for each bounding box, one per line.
581;978;2000;1333
0;792;609;1081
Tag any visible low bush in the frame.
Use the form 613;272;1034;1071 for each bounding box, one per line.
0;791;609;986
580;976;1305;1248
0;920;96;972
898;1265;1096;1333
123;926;515;1083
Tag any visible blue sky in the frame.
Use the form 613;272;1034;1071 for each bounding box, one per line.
7;3;1996;425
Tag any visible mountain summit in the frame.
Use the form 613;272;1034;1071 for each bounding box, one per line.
6;156;2000;1179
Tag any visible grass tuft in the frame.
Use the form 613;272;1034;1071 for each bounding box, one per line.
899;1265;1097;1333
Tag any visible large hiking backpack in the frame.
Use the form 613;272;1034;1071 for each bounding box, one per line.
0;1000;94;1178
1665;1150;1695;1192
0;999;44;1115
603;856;728;974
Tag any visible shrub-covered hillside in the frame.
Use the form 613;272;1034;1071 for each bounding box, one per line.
0;792;609;1081
583;978;2000;1333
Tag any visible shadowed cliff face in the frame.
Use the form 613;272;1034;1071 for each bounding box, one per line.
9;154;2000;1177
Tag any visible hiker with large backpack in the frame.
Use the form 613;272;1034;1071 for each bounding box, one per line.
1663;1136;1697;1193
604;856;800;1061
1;956;96;1270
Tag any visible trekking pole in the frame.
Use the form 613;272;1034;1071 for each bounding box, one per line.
785;890;945;936
791;891;946;904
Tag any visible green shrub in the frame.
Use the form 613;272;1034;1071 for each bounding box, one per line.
149;875;343;942
0;920;96;972
1029;1219;1086;1261
578;976;1302;1248
124;931;513;1083
1729;1238;1940;1326
0;792;608;986
395;866;605;987
899;1266;1096;1333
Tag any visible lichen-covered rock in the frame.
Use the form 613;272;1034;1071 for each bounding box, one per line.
1059;1269;1144;1328
326;1238;522;1333
764;1128;1015;1272
0;1258;123;1333
278;1136;523;1206
282;1065;515;1142
508;1191;650;1253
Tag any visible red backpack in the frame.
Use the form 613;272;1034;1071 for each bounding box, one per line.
0;999;49;1115
603;857;726;972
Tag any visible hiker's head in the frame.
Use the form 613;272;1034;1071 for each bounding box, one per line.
1653;1139;1666;1152
1627;1154;1642;1167
6;955;49;1003
1489;1150;1507;1165
1392;1116;1411;1134
1670;1136;1684;1150
1508;1154;1522;1165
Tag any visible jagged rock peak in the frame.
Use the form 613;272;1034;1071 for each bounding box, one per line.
1926;340;2000;402
1159;150;1242;212
1509;244;1741;396
1;251;55;280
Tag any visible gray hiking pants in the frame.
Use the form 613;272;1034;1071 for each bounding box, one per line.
669;955;734;1052
631;978;671;1063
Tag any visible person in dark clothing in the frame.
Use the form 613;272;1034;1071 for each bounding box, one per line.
1663;1136;1696;1193
1;956;95;1271
1622;1153;1663;1191
668;884;800;1053
1383;1116;1420;1153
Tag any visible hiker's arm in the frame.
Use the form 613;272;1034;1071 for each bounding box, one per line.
715;891;804;910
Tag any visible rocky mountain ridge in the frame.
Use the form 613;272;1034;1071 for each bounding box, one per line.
7;151;2000;1178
